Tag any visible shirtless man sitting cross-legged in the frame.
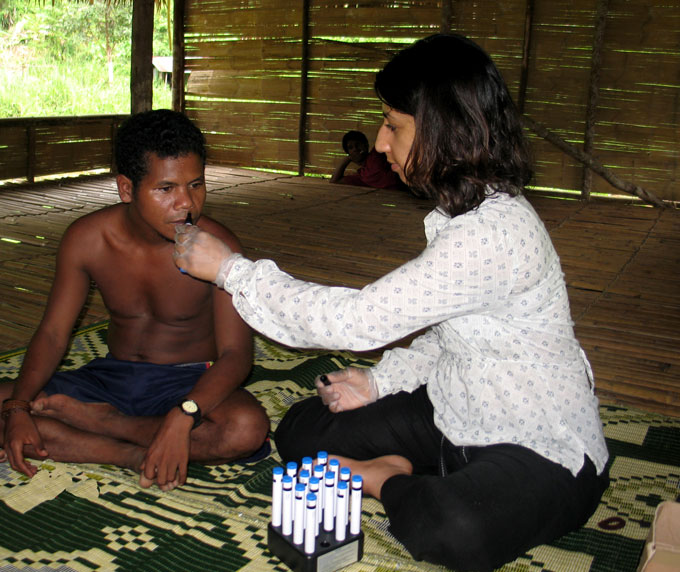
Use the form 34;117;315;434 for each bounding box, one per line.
0;109;269;491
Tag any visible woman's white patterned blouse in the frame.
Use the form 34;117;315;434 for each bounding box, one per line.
221;193;608;476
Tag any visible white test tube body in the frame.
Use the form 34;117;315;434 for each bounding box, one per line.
286;461;298;487
298;469;310;487
304;493;317;554
272;466;284;527
328;459;340;516
293;483;306;545
282;475;293;536
313;465;325;514
308;477;321;533
316;451;328;469
340;467;351;522
335;481;348;542
323;471;335;532
350;475;363;535
302;456;313;475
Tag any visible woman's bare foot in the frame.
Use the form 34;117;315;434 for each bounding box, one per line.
329;454;413;499
31;394;120;434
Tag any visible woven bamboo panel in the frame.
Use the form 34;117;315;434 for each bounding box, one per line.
589;1;680;200
0;126;28;181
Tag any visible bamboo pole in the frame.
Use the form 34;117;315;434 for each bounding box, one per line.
297;0;310;176
172;0;186;113
26;124;35;184
130;0;154;114
440;0;452;33
517;0;535;114
522;115;666;208
582;0;610;200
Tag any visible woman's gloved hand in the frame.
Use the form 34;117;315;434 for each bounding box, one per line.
315;367;378;412
174;225;234;284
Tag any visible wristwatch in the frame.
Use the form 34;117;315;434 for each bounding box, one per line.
178;398;202;429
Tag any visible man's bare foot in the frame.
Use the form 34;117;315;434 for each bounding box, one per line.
329;454;413;500
0;448;6;463
32;394;120;434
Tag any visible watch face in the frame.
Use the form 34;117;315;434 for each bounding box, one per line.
182;400;198;414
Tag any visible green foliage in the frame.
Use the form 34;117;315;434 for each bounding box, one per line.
0;0;172;117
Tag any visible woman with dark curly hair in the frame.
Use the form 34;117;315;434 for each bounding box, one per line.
174;34;609;571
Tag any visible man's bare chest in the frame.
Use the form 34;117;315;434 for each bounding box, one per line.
89;249;212;323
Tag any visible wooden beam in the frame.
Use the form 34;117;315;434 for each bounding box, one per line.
172;0;186;112
298;0;310;176
130;0;154;114
522;115;666;208
440;0;452;33
517;0;535;114
581;0;609;200
26;124;35;184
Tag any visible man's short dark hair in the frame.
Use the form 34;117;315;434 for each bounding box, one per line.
114;109;206;189
341;130;369;153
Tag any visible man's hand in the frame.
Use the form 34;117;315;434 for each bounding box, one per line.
139;409;193;491
315;367;378;412
2;411;48;477
174;225;234;283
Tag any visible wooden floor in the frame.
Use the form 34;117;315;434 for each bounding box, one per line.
1;166;678;416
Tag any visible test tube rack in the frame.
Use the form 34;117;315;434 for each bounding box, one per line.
267;523;363;572
267;453;364;572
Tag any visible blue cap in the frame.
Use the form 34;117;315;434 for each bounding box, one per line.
273;466;284;476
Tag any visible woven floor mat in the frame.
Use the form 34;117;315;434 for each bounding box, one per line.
1;323;678;571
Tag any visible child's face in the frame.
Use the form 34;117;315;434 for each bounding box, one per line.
120;152;206;242
346;139;369;164
376;105;415;184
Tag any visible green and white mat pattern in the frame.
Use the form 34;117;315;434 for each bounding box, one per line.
1;323;679;571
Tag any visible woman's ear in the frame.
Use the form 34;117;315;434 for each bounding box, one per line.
116;174;134;203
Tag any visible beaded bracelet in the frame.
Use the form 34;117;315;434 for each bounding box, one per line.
1;398;31;420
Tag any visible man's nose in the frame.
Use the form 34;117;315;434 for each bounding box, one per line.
175;186;193;209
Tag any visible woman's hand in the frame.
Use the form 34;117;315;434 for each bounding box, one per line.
315;367;378;412
174;225;234;283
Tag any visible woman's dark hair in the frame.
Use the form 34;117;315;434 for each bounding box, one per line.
375;34;532;217
114;109;206;189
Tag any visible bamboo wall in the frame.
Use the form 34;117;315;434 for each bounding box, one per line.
183;0;679;202
0;116;127;183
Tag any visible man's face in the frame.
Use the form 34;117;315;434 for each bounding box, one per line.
346;139;369;164
120;152;206;241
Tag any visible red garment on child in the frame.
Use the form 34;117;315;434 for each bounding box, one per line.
343;148;404;190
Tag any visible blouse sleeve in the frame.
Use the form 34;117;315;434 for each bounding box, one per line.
221;211;515;351
370;328;442;396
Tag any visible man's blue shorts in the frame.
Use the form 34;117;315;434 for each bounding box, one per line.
43;356;211;417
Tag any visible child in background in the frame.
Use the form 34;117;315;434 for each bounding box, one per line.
330;130;406;191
